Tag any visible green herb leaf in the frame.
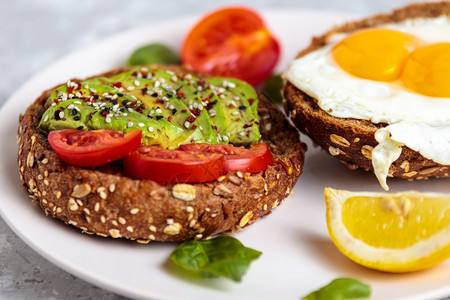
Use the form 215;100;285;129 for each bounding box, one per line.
261;74;283;104
128;43;180;66
170;235;262;282
301;277;371;300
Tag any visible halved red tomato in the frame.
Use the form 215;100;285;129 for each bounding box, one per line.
123;146;226;183
181;6;280;86
48;129;142;167
179;143;273;173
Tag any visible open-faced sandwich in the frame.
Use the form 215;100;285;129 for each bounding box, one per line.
17;65;305;242
283;2;450;190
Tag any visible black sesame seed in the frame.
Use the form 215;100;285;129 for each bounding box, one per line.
88;115;93;121
151;92;158;97
54;110;63;120
120;108;125;112
142;87;148;93
156;115;164;120
73;116;81;121
167;93;173;98
122;99;129;105
112;100;118;105
77;126;84;130
117;93;124;97
172;108;177;115
93;94;99;99
72;108;77;115
194;91;198;95
211;99;218;105
239;105;247;110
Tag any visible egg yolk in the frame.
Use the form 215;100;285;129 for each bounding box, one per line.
402;43;450;98
331;28;420;82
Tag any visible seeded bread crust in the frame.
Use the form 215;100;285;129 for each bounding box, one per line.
18;65;305;242
283;2;450;181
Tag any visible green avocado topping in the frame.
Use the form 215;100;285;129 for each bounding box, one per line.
39;67;260;149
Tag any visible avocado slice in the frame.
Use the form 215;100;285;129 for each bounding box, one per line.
39;67;260;148
206;77;260;144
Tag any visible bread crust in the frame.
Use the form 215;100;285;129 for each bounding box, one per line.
18;65;305;242
283;2;450;181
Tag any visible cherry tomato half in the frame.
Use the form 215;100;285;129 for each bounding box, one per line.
123;146;226;183
181;6;280;86
48;129;142;167
179;143;273;173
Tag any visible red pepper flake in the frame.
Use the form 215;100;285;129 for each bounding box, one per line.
187;116;196;123
155;99;165;104
254;121;260;125
235;118;241;122
145;83;150;87
130;101;138;107
181;109;188;113
177;91;185;99
191;125;198;130
190;108;201;116
136;104;147;113
248;98;255;105
59;106;65;110
67;86;75;94
243;123;253;128
113;82;123;88
168;116;172;122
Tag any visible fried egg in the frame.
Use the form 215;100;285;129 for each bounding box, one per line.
286;16;450;190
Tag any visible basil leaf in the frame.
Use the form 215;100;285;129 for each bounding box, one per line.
261;74;283;104
128;43;180;66
302;277;371;300
170;235;262;282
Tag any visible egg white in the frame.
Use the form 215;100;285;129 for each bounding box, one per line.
285;16;450;190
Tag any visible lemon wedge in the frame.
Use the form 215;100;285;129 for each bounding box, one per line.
324;188;450;272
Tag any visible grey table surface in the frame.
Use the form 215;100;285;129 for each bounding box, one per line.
0;0;446;299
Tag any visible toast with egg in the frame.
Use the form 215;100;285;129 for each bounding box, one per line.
283;2;450;190
18;65;305;242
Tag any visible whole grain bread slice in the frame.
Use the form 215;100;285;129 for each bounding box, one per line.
18;65;305;242
283;2;450;181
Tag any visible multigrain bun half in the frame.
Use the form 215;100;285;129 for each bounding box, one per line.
283;2;450;182
17;65;305;243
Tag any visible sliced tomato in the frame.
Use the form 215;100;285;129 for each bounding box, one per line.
48;129;142;167
179;143;273;173
181;6;280;86
123;146;226;183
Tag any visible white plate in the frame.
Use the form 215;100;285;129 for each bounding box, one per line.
1;9;449;300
